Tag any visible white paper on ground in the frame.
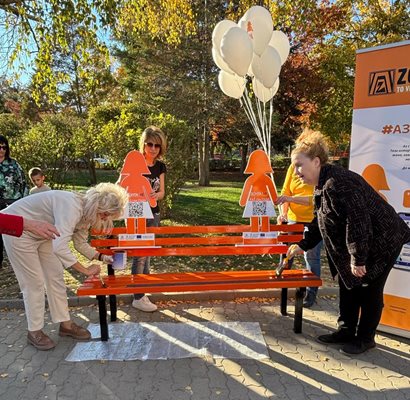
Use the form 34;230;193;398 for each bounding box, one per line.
65;321;269;361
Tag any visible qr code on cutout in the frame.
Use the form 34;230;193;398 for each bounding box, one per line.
128;202;144;217
252;201;266;216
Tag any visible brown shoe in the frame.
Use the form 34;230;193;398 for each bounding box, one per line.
27;330;56;350
59;322;91;340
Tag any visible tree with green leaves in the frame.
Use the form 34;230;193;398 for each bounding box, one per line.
0;0;196;103
11;113;81;186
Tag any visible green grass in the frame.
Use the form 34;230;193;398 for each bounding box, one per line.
165;181;245;226
56;169;119;191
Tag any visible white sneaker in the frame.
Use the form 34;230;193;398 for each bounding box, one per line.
132;295;157;312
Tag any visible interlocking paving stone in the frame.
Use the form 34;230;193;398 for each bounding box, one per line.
0;295;409;399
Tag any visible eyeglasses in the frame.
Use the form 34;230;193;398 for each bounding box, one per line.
145;142;161;149
0;145;7;150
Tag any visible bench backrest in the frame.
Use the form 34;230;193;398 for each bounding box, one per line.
91;224;304;257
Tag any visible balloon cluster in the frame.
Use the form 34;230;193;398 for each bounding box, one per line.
212;6;290;155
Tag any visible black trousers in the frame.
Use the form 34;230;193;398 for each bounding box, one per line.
338;264;395;342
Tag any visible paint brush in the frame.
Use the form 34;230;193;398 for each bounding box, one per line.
99;275;107;288
275;257;289;277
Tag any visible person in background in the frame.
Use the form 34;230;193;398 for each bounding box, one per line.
0;134;29;269
29;167;51;194
124;126;167;313
286;129;410;355
275;129;323;308
3;183;128;350
0;213;59;239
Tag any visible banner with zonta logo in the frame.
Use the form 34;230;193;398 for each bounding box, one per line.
349;40;410;338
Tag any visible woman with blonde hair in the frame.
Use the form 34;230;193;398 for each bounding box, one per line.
275;128;323;308
285;129;410;355
3;183;128;350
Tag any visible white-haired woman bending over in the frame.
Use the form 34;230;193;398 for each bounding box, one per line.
3;183;128;350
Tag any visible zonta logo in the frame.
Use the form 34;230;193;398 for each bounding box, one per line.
368;69;395;96
368;67;410;96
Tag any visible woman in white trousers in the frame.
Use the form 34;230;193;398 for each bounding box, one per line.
3;183;127;350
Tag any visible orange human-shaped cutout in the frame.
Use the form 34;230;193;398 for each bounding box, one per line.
119;150;156;235
239;150;278;232
403;190;410;208
361;164;390;202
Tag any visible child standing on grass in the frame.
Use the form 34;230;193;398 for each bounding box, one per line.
123;126;167;312
29;167;51;194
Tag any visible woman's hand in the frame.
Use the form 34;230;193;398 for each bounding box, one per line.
351;264;366;278
286;244;302;260
277;214;288;224
149;191;159;200
275;195;291;205
23;218;60;239
101;255;114;264
85;264;101;277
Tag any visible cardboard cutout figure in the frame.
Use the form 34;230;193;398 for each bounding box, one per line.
362;163;390;202
239;150;278;239
403;190;410;208
117;150;157;247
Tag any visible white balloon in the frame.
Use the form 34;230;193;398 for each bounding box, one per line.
247;54;254;77
252;77;279;103
271;77;280;96
218;70;246;99
220;27;253;77
269;31;290;65
251;46;281;88
239;6;273;56
242;6;273;32
212;47;234;73
212;19;237;50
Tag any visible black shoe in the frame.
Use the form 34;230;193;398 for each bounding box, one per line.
303;292;316;308
340;339;376;355
317;328;355;344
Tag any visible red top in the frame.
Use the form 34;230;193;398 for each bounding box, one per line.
0;213;24;237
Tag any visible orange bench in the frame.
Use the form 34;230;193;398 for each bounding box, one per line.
78;224;322;340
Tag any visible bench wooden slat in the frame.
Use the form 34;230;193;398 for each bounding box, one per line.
106;244;290;257
92;223;304;236
91;234;303;249
78;270;322;296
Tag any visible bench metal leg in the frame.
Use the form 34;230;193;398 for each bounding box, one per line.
294;287;306;334
109;295;117;322
97;295;109;341
107;263;117;322
280;288;288;316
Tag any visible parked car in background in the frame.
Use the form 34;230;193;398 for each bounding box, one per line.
93;157;111;169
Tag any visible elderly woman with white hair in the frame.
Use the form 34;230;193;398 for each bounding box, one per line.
3;183;128;350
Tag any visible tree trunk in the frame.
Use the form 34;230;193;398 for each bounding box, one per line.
198;124;210;186
240;143;248;174
87;159;97;185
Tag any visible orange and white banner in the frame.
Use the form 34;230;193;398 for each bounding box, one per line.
349;40;410;338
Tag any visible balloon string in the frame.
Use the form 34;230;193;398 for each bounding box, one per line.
268;98;273;160
262;100;269;158
242;87;263;145
240;97;262;145
240;88;258;135
254;94;265;152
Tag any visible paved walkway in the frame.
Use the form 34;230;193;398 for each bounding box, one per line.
1;294;409;400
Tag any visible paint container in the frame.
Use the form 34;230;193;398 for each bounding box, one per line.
112;251;127;270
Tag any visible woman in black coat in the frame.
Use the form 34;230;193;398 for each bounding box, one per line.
285;129;410;355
